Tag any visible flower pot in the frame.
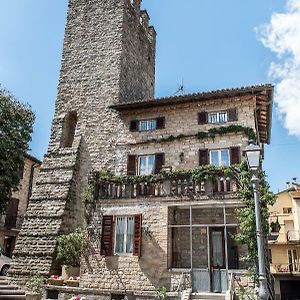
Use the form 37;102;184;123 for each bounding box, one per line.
62;266;80;281
66;279;80;287
26;292;42;300
47;278;64;286
271;226;280;233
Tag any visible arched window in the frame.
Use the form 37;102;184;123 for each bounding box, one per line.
60;111;77;148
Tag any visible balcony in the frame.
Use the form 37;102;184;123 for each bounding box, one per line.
287;230;300;243
93;174;238;200
271;263;300;274
0;215;23;230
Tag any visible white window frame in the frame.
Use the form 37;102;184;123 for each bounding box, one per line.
210;149;230;166
208;111;228;124
138;119;157;132
114;216;134;255
138;154;155;175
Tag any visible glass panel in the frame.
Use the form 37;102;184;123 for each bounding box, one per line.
192;227;208;268
126;217;134;253
211;230;224;267
115;217;125;253
227;227;239;269
138;119;157;131
139;120;147;131
219;112;228;123
172;227;191;268
139;156;147;175
208;113;218;124
169;207;190;225
220;150;229;166
210;151;219;166
147;155;155;174
192;208;224;225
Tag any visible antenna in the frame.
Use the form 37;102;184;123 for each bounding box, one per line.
174;79;185;95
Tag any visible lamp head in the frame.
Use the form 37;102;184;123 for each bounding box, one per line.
245;142;261;170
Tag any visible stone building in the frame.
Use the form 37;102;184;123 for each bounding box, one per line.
9;0;273;299
0;154;41;258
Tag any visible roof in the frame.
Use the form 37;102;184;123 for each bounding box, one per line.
110;84;274;144
24;153;42;165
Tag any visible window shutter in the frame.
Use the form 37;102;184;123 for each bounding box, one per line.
155;153;165;174
100;215;114;256
199;149;209;166
230;147;241;165
198;112;208;125
133;214;142;257
156;117;165;129
127;155;137;175
129;120;138;132
228;108;238;122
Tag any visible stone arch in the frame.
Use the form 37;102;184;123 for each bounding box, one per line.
60;111;78;148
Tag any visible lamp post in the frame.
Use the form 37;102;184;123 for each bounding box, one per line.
245;143;269;300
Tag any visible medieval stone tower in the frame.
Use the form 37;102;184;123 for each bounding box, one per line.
9;0;156;283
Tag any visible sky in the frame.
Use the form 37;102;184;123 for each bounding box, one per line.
0;0;299;192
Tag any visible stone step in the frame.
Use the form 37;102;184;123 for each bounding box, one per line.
191;293;226;300
0;290;25;295
0;285;19;290
0;296;26;300
0;280;9;285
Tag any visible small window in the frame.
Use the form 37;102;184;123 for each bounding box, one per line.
283;207;292;214
210;149;230;166
115;216;134;255
208;111;228;124
138;119;157;131
60;111;77;148
138;155;155;175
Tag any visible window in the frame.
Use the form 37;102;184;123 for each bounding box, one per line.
138;119;157;131
138;155;155;175
210;149;230;166
283;207;292;214
60;111;77;148
208;111;228;124
115;216;134;254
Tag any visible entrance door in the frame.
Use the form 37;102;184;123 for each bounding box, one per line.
210;227;227;293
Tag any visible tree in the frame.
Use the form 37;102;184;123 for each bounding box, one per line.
0;87;35;214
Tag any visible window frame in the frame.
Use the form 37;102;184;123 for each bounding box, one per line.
210;149;230;166
208;111;228;124
138;118;157;132
114;216;135;256
138;154;155;175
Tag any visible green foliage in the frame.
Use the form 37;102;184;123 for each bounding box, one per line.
0;87;35;214
155;286;167;300
235;160;276;277
25;274;44;293
56;229;83;267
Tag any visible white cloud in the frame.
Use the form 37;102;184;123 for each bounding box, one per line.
257;0;300;138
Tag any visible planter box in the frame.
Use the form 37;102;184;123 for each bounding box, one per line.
47;278;64;286
26;293;42;300
65;279;79;287
62;266;80;281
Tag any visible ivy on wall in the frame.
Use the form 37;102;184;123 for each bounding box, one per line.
133;125;256;145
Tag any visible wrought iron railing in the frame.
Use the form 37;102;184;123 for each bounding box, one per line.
93;175;238;200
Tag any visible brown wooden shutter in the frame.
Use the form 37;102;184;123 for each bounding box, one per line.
129;120;138;132
228;108;238;122
198;112;208;125
199;149;209;166
155;153;165;174
230;147;241;165
100;215;114;256
156;117;165;129
133;214;142;257
127;155;137;175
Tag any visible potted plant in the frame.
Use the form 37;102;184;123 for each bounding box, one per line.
47;275;64;286
25;275;44;300
270;218;281;233
57;229;83;280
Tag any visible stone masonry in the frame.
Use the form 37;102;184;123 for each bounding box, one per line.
10;0;155;285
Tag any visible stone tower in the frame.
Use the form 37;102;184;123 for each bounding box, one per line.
9;0;156;284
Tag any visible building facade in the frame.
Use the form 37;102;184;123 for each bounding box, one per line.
10;0;273;298
0;154;41;258
269;182;300;300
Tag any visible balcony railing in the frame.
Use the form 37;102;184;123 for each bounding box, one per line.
271;263;300;274
287;230;300;243
0;215;24;229
93;175;238;200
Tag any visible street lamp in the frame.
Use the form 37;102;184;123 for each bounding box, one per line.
245;142;269;300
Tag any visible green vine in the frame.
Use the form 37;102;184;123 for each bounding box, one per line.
134;125;256;145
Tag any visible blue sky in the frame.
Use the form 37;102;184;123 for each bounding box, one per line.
0;0;299;192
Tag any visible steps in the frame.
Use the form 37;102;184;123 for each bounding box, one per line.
181;289;192;300
0;276;25;300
